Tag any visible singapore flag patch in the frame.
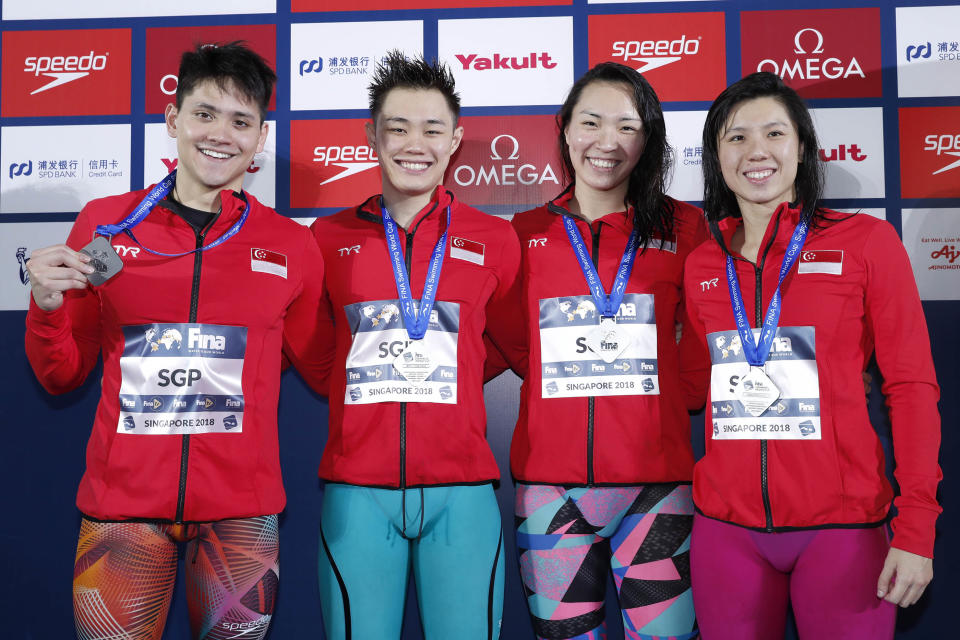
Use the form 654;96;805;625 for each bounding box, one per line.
450;236;485;266
251;248;288;279
798;250;843;275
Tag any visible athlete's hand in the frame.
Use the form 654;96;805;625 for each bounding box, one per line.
26;244;94;311
876;547;933;607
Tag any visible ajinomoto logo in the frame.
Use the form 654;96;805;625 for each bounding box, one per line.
1;29;130;117
290;120;381;209
448;115;561;207
899;107;960;199
144;25;276;114
740;9;881;99
588;12;726;102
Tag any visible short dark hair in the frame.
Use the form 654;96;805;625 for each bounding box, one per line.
702;72;824;226
368;50;460;123
176;41;276;122
556;62;675;249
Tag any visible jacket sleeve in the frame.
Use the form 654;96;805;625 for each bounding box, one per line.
677;215;712;411
282;225;336;397
864;221;942;558
483;222;526;380
24;208;104;395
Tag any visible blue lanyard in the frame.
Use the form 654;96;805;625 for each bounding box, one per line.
725;218;809;367
382;204;451;340
562;215;639;318
94;170;250;258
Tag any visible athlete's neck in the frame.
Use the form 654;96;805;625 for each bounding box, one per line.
731;202;777;265
381;185;436;230
172;178;229;214
569;182;628;223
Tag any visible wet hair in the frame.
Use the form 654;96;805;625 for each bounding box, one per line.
175;41;276;122
556;62;674;249
701;71;825;226
368;50;460;124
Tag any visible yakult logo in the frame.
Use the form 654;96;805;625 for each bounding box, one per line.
818;144;867;162
455;52;557;71
611;35;700;73
741;9;881;98
757;28;865;82
24;51;109;95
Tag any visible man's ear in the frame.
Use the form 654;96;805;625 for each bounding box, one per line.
164;103;179;139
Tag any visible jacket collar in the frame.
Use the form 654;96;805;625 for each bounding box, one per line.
546;184;634;235
356;186;455;228
711;201;802;259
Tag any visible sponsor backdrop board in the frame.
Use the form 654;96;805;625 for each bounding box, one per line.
0;2;957;640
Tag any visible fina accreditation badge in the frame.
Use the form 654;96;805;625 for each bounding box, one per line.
393;340;438;384
735;365;781;417
80;236;123;286
585;316;631;364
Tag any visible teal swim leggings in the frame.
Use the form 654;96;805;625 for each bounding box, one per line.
318;483;505;640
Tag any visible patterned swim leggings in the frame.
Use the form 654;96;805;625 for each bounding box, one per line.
516;483;697;640
73;515;279;640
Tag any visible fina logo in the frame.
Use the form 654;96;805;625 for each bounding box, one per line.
757;28;865;81
453;134;559;187
906;43;932;62
16;247;29;285
9;161;32;179
299;57;323;75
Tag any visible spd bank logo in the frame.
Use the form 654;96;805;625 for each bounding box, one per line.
588;13;726;102
1;29;131;117
740;8;881;98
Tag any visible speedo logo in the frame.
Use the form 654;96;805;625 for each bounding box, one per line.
611;36;701;73
313;144;379;185
24;51;109;95
924;133;960;175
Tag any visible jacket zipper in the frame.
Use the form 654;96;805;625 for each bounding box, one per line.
175;209;219;523
586;222;602;486
753;214;781;532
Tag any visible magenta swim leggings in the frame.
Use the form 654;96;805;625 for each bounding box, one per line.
690;513;895;640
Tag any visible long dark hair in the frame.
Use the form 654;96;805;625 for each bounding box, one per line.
556;62;674;247
701;72;825;225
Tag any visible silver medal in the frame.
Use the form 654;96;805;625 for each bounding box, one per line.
735;365;782;417
585;316;631;364
393;340;437;384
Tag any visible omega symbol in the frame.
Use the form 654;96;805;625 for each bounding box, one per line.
793;28;825;55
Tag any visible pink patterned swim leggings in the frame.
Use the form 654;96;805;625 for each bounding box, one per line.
515;483;697;640
73;515;279;640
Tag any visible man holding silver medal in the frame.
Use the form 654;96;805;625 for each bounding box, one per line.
24;42;326;640
296;51;520;639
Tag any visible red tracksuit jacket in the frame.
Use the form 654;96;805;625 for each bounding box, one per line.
302;187;520;488
25;187;326;522
682;202;941;557
488;188;710;486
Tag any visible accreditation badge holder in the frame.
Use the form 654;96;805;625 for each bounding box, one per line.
393;340;438;384
585;316;631;364
735;365;781;417
80;236;123;286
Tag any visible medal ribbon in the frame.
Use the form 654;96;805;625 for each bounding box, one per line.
382;203;451;340
562;215;639;318
94;170;250;258
725;218;809;367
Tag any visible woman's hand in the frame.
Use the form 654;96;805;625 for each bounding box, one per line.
26;244;93;311
876;547;933;607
